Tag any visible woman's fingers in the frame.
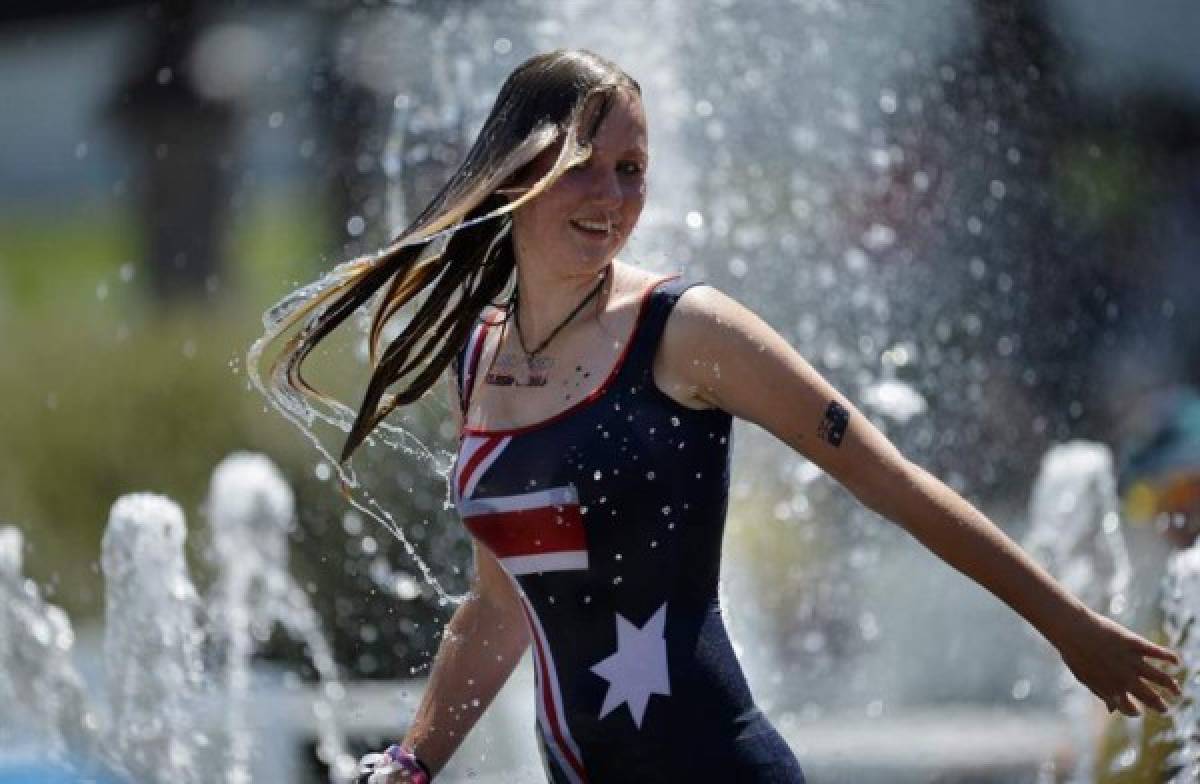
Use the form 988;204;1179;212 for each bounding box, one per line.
1065;615;1183;717
1139;658;1183;697
1116;693;1140;717
1137;638;1182;666
1130;678;1171;713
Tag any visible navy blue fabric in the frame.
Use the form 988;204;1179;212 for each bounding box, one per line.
455;278;805;783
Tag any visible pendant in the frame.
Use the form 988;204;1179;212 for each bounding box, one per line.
524;355;552;387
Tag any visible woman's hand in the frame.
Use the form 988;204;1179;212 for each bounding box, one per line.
1055;607;1181;716
356;746;430;784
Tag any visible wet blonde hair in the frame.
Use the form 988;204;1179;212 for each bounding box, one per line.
252;50;640;462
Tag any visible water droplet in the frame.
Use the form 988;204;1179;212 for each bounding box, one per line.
879;88;898;114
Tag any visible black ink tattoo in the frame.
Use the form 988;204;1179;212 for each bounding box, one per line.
817;401;849;447
485;371;548;387
485;352;552;387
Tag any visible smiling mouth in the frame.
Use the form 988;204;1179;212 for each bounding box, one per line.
570;218;614;237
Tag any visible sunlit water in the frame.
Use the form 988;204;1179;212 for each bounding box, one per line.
0;526;100;771
1163;545;1200;782
1023;442;1132;784
205;453;355;783
4;0;1188;781
101;494;206;783
245;0;1141;780
1;458;355;783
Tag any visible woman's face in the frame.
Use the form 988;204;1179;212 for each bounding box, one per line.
510;89;648;281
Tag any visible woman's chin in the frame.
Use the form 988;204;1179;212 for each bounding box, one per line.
565;245;619;270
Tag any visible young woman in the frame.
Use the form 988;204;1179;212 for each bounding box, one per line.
260;50;1180;783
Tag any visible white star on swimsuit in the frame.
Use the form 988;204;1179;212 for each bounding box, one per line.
590;602;671;728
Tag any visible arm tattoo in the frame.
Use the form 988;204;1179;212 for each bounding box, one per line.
817;401;849;447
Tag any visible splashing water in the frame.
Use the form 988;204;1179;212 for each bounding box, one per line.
3;469;363;782
101;494;206;784
0;525;100;769
860;378;928;424
1163;545;1200;782
1023;442;1133;784
205;453;355;783
247;274;464;607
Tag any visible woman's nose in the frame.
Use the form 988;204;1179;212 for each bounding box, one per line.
585;168;623;206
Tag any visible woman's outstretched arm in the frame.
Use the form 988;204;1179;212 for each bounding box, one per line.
655;285;1180;716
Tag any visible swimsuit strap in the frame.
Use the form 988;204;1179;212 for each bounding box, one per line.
618;276;706;385
456;318;496;415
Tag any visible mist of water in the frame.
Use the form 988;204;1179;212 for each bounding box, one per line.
205;453;355;783
1023;442;1133;783
1;456;360;783
1163;545;1200;782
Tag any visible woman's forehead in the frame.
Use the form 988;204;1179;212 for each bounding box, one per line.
593;90;648;156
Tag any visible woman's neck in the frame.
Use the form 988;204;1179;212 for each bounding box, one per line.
512;262;615;343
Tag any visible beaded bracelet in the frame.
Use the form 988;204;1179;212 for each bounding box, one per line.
384;745;432;784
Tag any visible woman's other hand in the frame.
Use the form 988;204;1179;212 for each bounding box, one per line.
1056;607;1181;716
356;746;430;784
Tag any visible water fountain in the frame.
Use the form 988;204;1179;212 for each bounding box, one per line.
1022;442;1133;783
4;1;1191;781
0;456;356;784
0;525;102;778
1163;545;1200;782
204;453;355;783
101;494;206;783
245;2;1168;781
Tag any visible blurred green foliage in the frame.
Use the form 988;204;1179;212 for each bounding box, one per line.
0;194;468;663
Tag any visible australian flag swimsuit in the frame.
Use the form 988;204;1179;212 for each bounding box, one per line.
453;277;805;783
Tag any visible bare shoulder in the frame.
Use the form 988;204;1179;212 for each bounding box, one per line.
654;283;765;409
611;260;668;309
665;283;766;357
658;282;835;417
